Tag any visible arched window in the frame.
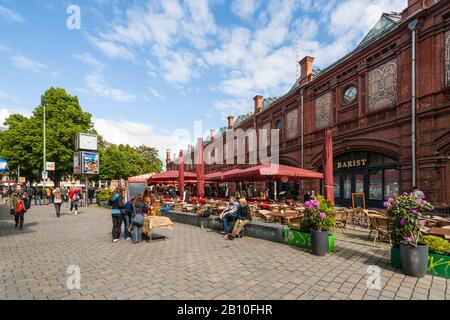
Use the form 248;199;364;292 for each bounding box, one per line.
276;120;283;130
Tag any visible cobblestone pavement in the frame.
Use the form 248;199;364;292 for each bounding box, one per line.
0;201;448;300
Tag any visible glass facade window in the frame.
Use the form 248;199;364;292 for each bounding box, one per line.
334;175;340;199
355;173;364;193
384;169;399;198
369;170;383;200
344;174;351;199
342;85;357;104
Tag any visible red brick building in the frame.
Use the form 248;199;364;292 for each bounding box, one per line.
168;0;450;208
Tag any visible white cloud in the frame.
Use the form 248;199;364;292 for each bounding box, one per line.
73;52;105;70
94;118;192;162
78;72;136;102
148;87;166;100
86;34;135;60
0;90;17;102
0;5;25;23
11;55;47;73
231;0;261;20
0;106;31;127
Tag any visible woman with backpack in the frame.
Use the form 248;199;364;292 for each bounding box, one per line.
69;186;81;216
52;187;63;218
10;185;28;230
109;187;125;243
129;194;149;244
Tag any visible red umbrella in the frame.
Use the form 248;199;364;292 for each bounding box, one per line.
148;170;196;182
196;138;205;197
206;168;244;182
224;163;323;182
178;150;185;201
322;129;334;203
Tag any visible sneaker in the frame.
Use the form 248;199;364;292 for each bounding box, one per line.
125;237;131;241
113;239;119;243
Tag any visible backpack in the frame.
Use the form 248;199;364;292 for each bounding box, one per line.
15;198;25;214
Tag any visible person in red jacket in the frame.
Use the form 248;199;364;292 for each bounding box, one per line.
69;186;81;216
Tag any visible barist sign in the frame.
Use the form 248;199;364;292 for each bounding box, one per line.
337;159;368;169
76;133;98;151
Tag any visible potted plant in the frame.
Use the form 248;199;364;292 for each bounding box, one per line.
385;193;434;277
304;195;335;256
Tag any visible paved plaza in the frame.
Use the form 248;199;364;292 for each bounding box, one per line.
0;202;448;300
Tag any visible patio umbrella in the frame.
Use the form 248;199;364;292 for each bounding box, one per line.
178;150;185;201
148;170;196;184
207;168;244;182
322;129;334;202
223;163;323;182
196;138;205;197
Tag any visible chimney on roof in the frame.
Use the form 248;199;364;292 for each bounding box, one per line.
299;56;315;85
227;115;235;129
210;129;216;141
166;149;171;171
254;95;263;115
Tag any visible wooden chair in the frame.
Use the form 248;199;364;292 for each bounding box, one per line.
334;210;347;234
258;210;275;223
287;216;303;229
368;214;391;244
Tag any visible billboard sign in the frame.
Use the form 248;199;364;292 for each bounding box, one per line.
0;158;9;173
81;152;99;175
46;162;55;171
76;133;98;151
73;152;82;174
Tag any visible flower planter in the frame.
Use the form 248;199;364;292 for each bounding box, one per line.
400;244;428;278
391;246;450;279
311;229;329;256
283;228;335;253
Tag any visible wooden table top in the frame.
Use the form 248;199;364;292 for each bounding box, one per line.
266;211;298;218
428;227;450;236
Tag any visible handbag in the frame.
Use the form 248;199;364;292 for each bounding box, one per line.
132;204;144;227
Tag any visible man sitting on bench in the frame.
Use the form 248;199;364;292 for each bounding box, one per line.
219;197;239;234
226;198;251;240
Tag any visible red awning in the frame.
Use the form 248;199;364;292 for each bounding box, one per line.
148;170;196;182
222;163;323;182
206;168;244;182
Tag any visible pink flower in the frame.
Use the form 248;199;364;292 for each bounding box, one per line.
404;236;413;242
318;212;326;219
419;220;426;226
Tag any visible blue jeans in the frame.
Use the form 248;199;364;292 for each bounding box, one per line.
123;214;131;239
35;195;42;206
223;213;237;233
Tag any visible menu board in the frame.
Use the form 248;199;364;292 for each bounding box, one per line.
352;193;366;209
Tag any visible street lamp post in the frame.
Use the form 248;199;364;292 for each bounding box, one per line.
43;102;46;191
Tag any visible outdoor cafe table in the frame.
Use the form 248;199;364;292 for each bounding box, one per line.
427;227;450;240
266;211;298;225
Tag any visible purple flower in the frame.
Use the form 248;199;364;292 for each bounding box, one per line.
412;209;418;215
404;236;413;242
388;197;395;202
419;220;426;226
318;212;327;219
383;201;391;208
399;219;406;226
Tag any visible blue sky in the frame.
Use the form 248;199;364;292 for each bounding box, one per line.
0;0;407;161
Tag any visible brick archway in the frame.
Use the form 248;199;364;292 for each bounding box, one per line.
310;136;401;169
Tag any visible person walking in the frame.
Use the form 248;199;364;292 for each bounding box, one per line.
129;194;149;244
35;187;43;206
88;186;95;205
26;186;33;210
10;185;28;231
52;187;63;218
69;186;81;216
122;197;134;241
109;187;125;243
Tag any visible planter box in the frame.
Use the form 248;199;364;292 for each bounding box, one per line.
391;246;450;279
283;228;335;253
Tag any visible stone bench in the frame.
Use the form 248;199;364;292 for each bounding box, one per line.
160;211;286;243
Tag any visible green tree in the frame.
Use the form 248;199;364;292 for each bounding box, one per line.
135;145;163;173
99;144;145;180
0;88;96;184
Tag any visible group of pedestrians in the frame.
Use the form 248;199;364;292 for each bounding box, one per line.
108;186;158;244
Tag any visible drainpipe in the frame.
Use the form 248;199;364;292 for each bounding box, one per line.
300;88;305;193
409;19;419;189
